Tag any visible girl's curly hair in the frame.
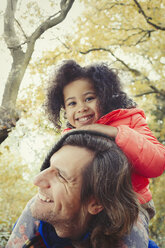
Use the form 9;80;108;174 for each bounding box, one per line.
46;60;137;129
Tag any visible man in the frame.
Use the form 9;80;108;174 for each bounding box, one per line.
7;130;149;248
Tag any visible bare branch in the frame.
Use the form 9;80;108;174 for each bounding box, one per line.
4;0;24;55
95;3;132;11
83;14;155;47
5;0;75;50
29;0;74;43
135;85;165;97
150;85;165;95
79;47;141;76
134;91;156;97
134;0;165;30
15;18;27;39
47;11;61;20
79;46;165;100
118;29;155;46
57;37;71;50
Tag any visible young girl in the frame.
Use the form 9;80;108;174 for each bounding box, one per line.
7;60;164;248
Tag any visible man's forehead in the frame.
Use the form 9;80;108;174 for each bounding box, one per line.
50;145;94;170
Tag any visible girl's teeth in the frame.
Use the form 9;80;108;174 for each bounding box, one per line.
79;116;91;121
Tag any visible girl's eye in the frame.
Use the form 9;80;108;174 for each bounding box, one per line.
86;96;95;102
68;101;76;106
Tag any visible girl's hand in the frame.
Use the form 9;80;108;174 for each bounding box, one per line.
77;124;118;138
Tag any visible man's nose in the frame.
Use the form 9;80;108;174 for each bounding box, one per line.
33;169;51;188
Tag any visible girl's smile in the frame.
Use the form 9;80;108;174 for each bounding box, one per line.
63;79;101;128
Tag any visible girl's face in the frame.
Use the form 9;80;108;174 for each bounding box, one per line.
63;79;101;128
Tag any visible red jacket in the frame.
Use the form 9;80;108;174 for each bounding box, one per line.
96;108;165;204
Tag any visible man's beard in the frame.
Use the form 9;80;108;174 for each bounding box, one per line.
31;199;88;239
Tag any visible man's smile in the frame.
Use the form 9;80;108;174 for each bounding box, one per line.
38;192;53;203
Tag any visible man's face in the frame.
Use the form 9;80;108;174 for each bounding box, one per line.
31;145;94;239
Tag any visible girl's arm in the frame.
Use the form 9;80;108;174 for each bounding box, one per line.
77;123;118;138
78;123;165;178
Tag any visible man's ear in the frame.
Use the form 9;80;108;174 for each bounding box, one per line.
87;197;104;215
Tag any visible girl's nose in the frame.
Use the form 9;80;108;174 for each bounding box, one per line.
78;103;88;113
33;169;51;188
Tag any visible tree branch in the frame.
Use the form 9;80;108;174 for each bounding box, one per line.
91;2;133;12
4;0;24;56
150;85;165;95
118;29;155;46
15;18;28;39
135;85;165;97
57;37;71;50
79;47;141;76
135;91;156;97
29;0;74;43
5;0;75;50
79;46;165;99
134;0;165;30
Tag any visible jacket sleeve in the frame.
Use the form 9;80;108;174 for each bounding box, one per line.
115;115;165;178
5;197;40;248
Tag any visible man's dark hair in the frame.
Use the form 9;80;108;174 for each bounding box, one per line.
41;130;139;248
46;60;137;129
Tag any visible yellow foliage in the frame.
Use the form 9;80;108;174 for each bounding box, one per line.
150;174;165;247
0;144;37;231
0;114;61;246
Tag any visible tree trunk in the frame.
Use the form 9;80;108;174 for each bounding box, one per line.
0;0;75;143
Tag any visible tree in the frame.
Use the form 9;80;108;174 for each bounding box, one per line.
0;0;75;143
